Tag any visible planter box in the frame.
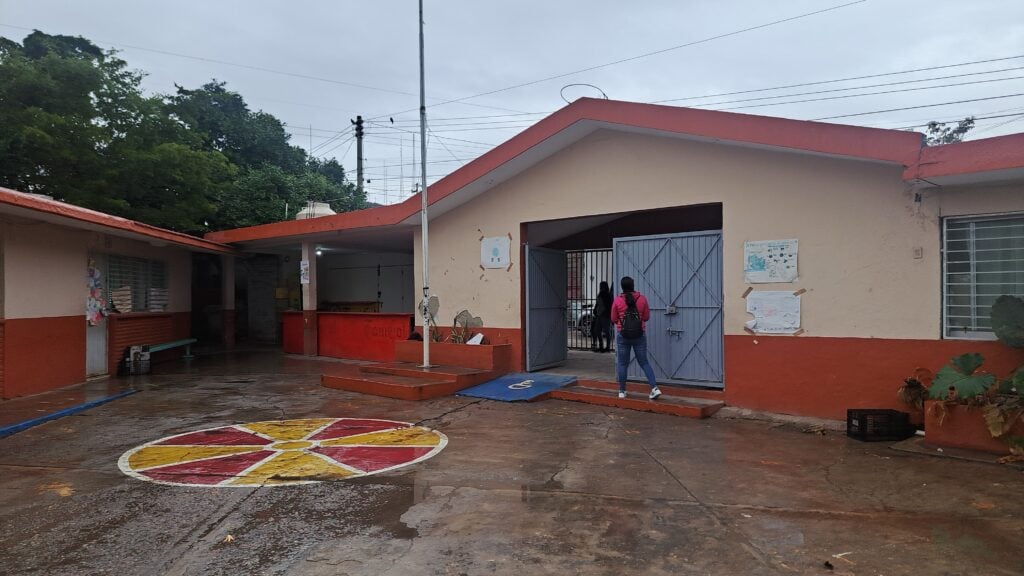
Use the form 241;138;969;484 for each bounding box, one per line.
394;340;512;372
924;400;1024;455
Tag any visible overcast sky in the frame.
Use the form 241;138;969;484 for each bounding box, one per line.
2;0;1023;205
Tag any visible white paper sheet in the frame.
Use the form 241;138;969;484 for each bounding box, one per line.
744;239;798;283
745;291;801;334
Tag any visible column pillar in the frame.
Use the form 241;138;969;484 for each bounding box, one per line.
301;242;318;356
221;255;236;348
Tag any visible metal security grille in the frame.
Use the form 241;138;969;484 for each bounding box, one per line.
943;213;1024;339
107;255;169;313
566;249;613;350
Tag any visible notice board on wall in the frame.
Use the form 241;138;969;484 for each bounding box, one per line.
480;236;511;269
744;291;801;334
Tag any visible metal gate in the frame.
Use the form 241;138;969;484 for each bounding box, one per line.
525;245;568;371
567;249;613;350
614;231;724;387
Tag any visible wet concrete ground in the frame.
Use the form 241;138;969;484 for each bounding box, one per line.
1;350;1022;575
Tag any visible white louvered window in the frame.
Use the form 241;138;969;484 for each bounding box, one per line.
943;213;1024;339
107;255;169;313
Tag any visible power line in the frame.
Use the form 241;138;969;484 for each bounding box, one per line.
689;65;1024;108
810;93;1024;121
716;74;1024;112
652;54;1024;104
369;0;867;119
0;22;528;116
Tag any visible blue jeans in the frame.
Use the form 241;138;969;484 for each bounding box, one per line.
615;332;659;392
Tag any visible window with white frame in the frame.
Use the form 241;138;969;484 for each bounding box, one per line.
106;255;169;313
943;213;1024;339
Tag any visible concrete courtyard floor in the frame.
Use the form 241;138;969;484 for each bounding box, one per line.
1;350;1022;576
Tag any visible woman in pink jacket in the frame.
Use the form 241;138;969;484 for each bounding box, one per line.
610;276;662;400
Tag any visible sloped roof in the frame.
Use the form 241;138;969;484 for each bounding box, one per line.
205;98;1024;246
0;187;235;254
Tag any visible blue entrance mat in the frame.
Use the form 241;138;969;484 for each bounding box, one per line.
457;373;577;401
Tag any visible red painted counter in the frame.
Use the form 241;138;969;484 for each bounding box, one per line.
314;312;413;362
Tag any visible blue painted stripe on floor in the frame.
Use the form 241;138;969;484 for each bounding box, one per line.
0;389;138;439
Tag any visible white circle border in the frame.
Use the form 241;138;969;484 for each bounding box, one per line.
118;417;448;488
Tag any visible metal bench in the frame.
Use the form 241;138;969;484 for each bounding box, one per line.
148;338;198;358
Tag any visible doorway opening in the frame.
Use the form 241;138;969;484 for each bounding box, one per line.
524;203;723;388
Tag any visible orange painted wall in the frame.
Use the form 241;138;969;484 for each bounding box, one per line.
0;321;5;399
3;316;85;399
282;312;303;354
723;335;1024;420
106;312;191;375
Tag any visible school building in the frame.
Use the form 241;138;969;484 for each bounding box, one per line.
3;98;1023;421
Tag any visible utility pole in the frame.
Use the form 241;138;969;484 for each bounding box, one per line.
352;115;365;196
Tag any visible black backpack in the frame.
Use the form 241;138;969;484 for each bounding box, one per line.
620;293;643;339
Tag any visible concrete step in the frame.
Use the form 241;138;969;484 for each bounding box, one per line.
361;363;493;387
322;372;465;401
549;386;724;419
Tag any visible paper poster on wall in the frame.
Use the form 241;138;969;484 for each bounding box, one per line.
481;236;511;269
745;291;801;334
300;260;310;284
744;239;798;283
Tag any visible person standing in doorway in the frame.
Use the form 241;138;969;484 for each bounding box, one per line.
591;281;613;353
610;276;661;400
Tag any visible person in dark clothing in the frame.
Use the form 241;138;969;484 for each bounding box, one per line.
591;281;613;352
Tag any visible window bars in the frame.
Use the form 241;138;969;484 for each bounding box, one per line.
943;213;1024;339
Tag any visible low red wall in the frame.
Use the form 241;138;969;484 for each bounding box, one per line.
282;312;303;354
318;312;412;362
107;312;191;375
395;340;513;372
425;326;524;372
724;335;1024;421
0;320;5;399
3;316;85;399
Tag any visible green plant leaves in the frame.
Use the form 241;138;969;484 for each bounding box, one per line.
929;364;995;400
952;353;984;375
991;295;1024;349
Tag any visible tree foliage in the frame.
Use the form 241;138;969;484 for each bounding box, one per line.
0;31;365;233
925;117;975;146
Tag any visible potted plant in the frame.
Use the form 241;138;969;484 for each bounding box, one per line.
911;295;1024;461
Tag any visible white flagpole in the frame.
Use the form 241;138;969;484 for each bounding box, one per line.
419;0;431;368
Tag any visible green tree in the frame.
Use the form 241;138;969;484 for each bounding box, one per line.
0;31;234;230
0;31;364;232
925;117;975;145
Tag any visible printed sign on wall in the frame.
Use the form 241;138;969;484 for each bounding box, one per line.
300;260;310;284
744;239;798;283
745;291;801;334
480;236;511;269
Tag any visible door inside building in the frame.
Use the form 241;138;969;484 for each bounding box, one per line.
614;231;723;388
525;245;568;371
86;254;108;376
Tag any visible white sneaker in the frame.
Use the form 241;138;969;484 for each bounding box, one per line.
649;388;662;400
617;392;626;399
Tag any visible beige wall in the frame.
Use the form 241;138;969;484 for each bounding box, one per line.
2;220;192;319
934;181;1023;218
413;130;1021;340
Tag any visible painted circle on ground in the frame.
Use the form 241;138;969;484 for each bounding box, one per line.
118;418;447;487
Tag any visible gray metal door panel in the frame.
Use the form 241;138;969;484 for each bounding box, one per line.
614;231;723;388
526;246;567;371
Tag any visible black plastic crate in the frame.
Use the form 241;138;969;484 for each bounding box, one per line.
846;409;915;442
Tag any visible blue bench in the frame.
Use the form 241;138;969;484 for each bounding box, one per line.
148;338;198;358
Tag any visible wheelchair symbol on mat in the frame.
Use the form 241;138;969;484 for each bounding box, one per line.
507;380;534;390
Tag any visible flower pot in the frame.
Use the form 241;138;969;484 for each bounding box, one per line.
923;400;1024;455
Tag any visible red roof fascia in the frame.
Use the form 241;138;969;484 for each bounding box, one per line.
904;132;1024;181
206;99;928;245
0;187;235;254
